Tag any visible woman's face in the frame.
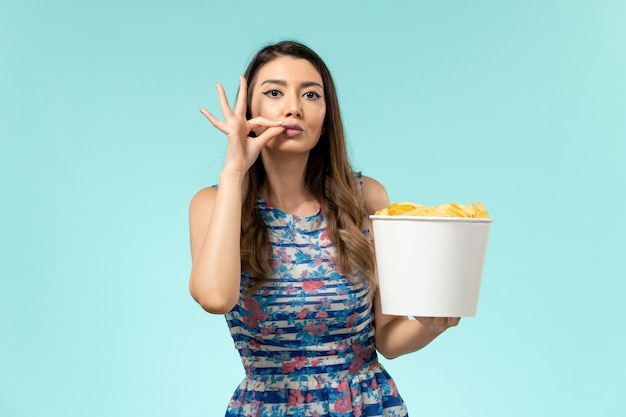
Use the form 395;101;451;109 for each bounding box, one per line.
249;56;326;153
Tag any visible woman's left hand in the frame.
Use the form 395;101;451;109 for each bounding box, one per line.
414;317;461;334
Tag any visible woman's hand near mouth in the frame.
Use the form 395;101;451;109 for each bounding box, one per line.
200;76;285;175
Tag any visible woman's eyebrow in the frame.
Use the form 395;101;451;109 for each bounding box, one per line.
260;79;287;87
301;81;323;89
260;79;323;89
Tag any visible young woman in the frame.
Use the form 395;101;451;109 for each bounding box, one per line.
189;40;459;416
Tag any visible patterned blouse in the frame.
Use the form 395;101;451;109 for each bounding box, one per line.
223;176;407;416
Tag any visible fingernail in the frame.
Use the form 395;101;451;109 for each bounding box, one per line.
277;120;284;124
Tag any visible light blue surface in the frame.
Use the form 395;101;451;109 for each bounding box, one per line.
1;1;625;416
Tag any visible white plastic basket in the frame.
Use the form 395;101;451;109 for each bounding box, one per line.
370;216;492;317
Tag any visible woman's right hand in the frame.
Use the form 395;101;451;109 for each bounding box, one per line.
200;76;284;175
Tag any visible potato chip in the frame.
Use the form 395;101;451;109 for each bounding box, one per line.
375;200;489;218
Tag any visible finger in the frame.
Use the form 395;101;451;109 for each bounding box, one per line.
432;317;446;330
234;76;248;116
216;83;234;119
255;126;286;144
199;108;220;125
415;316;436;330
436;317;459;330
199;108;227;133
248;117;284;130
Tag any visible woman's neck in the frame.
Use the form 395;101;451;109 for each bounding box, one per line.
261;151;320;216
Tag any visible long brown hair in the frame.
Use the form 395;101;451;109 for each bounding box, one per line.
240;41;376;295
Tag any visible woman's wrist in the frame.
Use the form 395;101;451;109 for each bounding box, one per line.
219;166;247;185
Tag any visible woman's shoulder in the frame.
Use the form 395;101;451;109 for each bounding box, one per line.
189;186;218;214
360;175;390;214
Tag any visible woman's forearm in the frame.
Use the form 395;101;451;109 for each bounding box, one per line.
189;171;245;313
375;317;443;360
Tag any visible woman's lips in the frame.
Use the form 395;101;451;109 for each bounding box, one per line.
282;123;303;137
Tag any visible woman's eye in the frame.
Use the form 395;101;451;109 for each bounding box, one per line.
304;92;321;100
263;90;282;98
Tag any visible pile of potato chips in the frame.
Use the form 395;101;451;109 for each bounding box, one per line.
375;201;490;218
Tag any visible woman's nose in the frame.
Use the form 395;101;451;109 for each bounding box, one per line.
284;96;302;118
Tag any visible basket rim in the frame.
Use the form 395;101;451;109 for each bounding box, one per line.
369;215;493;223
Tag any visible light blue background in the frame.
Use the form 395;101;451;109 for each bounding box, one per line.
2;1;625;416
